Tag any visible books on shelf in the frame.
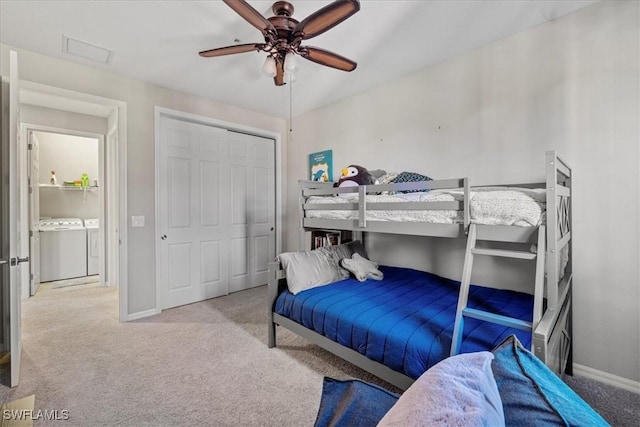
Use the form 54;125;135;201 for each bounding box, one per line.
313;231;342;249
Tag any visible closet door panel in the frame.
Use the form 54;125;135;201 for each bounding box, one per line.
200;160;220;227
159;118;229;309
167;157;191;228
200;239;221;286
228;131;275;291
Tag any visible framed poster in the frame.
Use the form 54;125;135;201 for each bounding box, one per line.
308;149;333;182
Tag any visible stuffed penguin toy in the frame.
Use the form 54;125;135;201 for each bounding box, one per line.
336;165;375;188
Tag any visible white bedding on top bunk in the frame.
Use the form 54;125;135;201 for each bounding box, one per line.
306;187;546;227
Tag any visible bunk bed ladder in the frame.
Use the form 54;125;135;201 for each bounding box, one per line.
451;223;546;356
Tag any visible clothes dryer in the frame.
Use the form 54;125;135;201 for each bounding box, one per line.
39;218;87;282
84;218;99;276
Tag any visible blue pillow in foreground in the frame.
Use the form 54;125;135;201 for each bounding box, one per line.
314;377;399;427
492;335;609;427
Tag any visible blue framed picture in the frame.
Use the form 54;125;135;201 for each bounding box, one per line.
309;149;333;182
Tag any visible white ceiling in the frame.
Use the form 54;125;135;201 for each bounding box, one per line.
1;0;598;119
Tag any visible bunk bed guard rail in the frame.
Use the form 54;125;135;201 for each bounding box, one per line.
298;177;470;248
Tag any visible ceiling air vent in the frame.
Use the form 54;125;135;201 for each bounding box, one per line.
62;34;113;64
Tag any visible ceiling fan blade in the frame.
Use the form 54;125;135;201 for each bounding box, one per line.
199;43;264;58
294;0;360;40
223;0;276;36
274;60;285;86
299;46;357;72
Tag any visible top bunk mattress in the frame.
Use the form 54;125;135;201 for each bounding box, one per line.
305;187;546;227
275;265;534;380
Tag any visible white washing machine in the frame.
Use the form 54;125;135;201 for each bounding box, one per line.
39;218;87;282
84;218;100;276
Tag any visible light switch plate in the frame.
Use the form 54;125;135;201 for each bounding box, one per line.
131;215;145;227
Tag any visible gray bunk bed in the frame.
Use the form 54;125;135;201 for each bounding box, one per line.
268;150;572;390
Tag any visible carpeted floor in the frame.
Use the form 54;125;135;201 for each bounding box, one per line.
0;283;637;426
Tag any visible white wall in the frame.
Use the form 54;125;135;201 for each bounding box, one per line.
22;104;107;135
287;1;639;382
1;43;288;315
36;131;100;219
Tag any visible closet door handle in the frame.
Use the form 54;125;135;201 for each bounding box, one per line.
161;234;167;240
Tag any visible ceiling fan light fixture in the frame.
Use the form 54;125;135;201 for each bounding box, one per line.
262;55;277;77
284;53;298;73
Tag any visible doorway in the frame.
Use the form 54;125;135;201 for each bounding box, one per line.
18;81;128;322
27;130;103;295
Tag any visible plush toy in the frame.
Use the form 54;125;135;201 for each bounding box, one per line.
335;165;375;188
340;253;384;282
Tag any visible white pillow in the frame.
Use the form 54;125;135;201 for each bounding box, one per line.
377;352;505;427
277;250;344;295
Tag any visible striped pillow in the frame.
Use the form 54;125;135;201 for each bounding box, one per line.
390;171;433;193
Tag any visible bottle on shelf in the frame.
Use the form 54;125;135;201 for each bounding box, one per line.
81;173;89;188
50;170;57;185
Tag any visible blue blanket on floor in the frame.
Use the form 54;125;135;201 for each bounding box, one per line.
275;266;533;379
314;378;399;427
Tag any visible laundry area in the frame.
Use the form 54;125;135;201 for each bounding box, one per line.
34;131;101;289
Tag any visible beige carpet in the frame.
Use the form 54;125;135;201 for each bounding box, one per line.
0;282;636;426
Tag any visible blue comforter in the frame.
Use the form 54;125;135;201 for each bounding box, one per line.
275;266;533;379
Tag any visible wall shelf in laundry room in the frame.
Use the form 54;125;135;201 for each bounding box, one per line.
39;184;98;190
39;184;98;203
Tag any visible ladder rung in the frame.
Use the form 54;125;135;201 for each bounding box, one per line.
462;308;533;331
471;248;536;260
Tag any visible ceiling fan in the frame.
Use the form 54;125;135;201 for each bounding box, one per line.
199;0;360;86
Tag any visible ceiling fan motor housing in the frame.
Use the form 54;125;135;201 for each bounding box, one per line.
268;1;300;49
272;1;294;17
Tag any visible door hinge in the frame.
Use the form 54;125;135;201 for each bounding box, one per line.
28;143;32;150
28;186;32;194
29;230;33;237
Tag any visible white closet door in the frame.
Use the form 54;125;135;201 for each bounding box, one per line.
158;118;276;309
159;118;230;309
228;131;275;292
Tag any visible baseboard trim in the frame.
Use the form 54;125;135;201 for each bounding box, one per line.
125;308;161;321
574;363;640;394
